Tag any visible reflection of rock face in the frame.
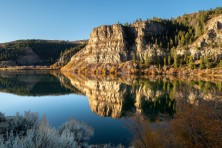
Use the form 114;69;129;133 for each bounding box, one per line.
63;73;222;119
2;70;221;120
88;81;127;118
172;81;222;105
64;74;129;118
63;74;177;119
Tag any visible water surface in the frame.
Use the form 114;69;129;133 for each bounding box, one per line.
0;70;221;145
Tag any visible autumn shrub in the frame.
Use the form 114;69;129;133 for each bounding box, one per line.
128;103;222;148
110;67;116;74
169;104;222;148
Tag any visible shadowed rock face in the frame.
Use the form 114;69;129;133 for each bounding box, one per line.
62;73;222;120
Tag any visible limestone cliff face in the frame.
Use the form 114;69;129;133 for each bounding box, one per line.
62;22;165;73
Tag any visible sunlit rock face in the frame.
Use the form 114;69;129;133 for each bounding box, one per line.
62;21;165;73
62;24;128;73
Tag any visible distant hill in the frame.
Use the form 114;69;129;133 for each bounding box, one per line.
0;39;87;67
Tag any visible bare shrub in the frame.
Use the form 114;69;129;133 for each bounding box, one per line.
0;112;94;148
127;103;222;148
169;104;222;148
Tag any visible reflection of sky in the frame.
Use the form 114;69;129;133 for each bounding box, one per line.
0;92;131;145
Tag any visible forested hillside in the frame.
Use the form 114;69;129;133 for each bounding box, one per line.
0;39;86;67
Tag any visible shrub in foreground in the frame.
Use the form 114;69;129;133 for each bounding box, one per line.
0;112;93;148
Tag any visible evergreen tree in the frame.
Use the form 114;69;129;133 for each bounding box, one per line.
132;53;136;63
200;56;205;69
145;53;150;67
174;54;178;68
189;57;194;69
164;56;167;67
204;55;210;69
168;55;171;66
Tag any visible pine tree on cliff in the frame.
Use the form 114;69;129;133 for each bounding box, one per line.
189;57;195;69
205;55;210;69
200;56;205;69
145;53;150;67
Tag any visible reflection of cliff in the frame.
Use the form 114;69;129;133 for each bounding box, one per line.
1;70;221;120
62;73;131;118
0;71;81;96
63;73;177;119
63;73;222;120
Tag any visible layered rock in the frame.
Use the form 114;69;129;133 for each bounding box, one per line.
62;22;165;73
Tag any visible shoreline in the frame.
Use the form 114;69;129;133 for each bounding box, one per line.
1;66;222;78
0;66;59;71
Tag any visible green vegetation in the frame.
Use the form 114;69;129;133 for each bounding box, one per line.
0;39;84;65
125;7;222;69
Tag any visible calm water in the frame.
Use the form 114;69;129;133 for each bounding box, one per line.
0;70;221;146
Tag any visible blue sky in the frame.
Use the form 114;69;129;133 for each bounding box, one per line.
0;0;221;43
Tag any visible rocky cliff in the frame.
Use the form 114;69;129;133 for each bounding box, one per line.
62;13;222;75
62;21;166;74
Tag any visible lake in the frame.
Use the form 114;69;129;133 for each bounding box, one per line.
0;70;221;146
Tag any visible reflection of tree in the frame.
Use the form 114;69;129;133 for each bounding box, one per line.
141;94;176;121
0;71;80;96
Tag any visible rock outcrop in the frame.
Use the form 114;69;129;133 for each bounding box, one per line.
62;21;165;74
